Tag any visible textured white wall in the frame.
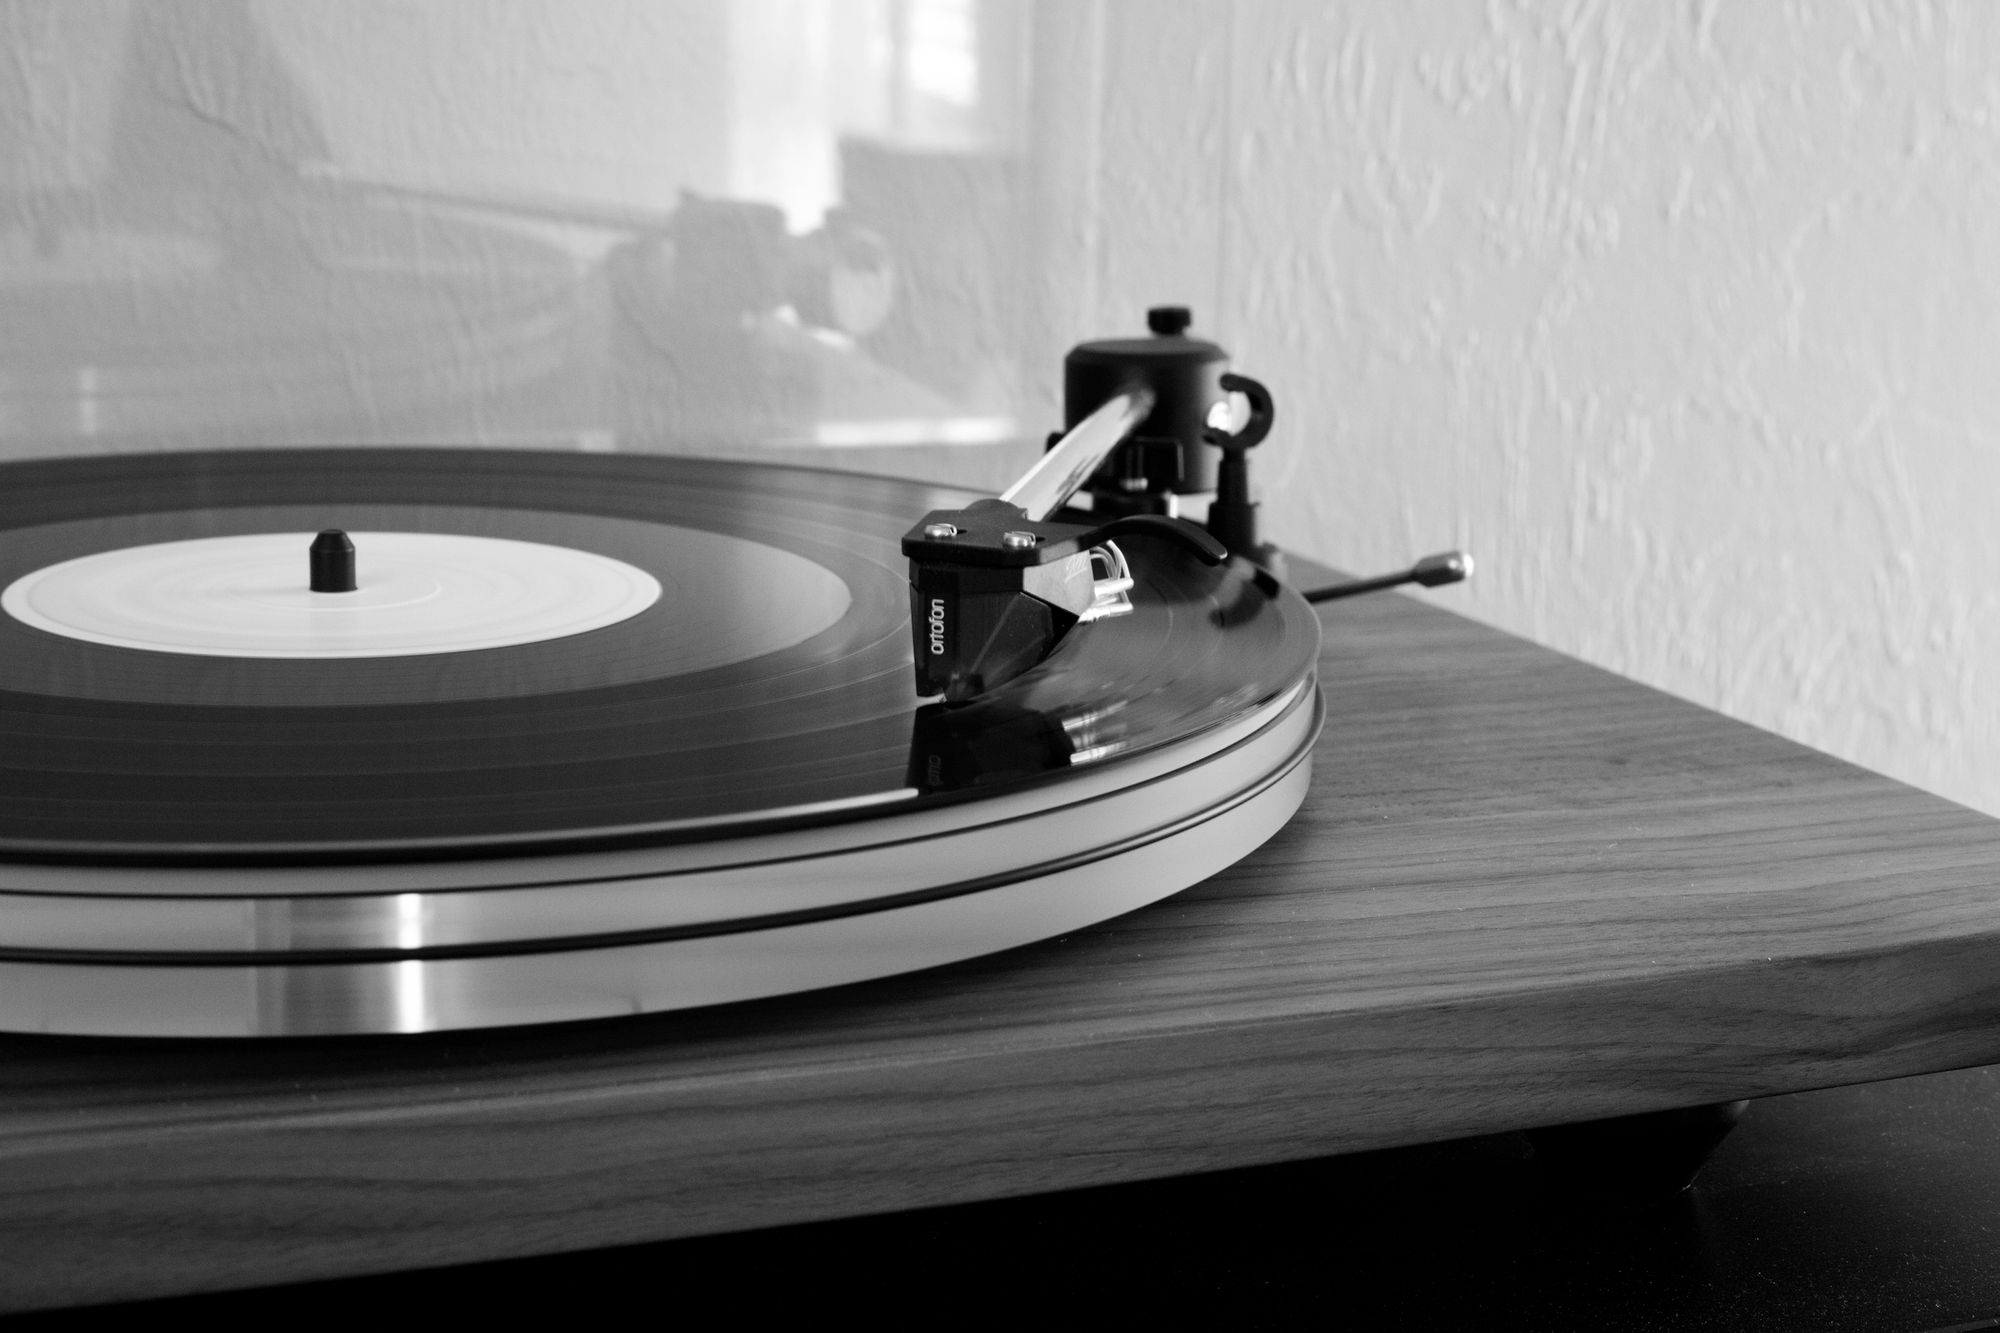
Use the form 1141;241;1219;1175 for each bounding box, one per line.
1063;0;2000;818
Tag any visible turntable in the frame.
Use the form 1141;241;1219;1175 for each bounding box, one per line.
0;316;1376;1038
13;329;2000;1320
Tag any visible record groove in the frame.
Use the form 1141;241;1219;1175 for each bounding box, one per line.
0;449;1319;861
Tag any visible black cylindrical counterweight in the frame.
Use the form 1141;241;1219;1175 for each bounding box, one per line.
309;529;357;593
1063;306;1228;499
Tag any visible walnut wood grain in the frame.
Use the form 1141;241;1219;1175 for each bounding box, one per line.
7;583;2000;1312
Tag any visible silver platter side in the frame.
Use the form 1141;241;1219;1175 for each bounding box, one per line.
0;449;1325;1037
0;681;1319;1037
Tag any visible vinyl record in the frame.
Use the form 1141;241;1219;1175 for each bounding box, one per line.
0;448;1322;1036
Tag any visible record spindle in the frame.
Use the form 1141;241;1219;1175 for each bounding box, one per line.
309;529;357;593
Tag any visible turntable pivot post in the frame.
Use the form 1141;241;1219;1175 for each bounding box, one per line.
309;529;358;593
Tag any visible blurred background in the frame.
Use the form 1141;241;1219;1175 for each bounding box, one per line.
3;0;1996;818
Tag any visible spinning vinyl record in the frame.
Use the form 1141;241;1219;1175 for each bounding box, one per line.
0;448;1321;1036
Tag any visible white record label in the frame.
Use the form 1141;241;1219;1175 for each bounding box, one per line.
1;531;663;658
